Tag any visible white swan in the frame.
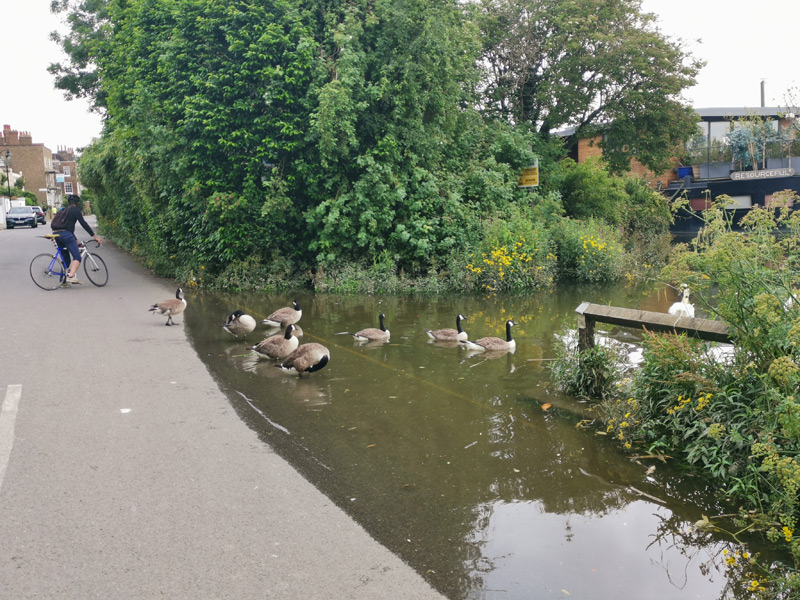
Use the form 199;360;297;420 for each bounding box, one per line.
668;284;695;320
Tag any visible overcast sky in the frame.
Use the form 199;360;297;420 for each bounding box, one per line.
3;1;800;153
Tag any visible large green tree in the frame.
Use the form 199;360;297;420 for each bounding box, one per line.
477;0;702;173
52;0;320;269
50;0;538;277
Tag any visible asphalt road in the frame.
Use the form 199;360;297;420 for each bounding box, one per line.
0;219;445;599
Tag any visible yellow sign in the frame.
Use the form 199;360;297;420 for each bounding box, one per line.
517;162;539;188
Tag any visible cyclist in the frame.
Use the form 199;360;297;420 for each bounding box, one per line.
52;194;101;285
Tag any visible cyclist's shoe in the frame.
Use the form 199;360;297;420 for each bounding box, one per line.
66;275;83;285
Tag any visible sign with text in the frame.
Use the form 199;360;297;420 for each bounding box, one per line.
517;159;539;188
730;167;795;181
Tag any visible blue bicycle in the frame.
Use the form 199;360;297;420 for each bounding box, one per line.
30;234;109;290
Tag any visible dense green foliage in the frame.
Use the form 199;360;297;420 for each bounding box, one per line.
555;198;800;596
49;0;694;291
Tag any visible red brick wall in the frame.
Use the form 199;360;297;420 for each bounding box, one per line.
577;134;678;189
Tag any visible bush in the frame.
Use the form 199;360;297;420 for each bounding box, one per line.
550;338;624;400
577;201;800;595
560;157;627;225
552;218;625;282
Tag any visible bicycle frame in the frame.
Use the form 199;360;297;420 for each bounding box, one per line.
53;237;98;266
30;235;109;290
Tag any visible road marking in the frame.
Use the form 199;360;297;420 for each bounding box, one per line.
0;384;22;492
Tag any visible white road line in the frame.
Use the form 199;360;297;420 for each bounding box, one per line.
0;384;22;492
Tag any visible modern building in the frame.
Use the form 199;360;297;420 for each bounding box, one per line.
667;107;798;234
0;125;60;209
566;107;800;235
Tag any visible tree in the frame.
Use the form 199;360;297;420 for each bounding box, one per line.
49;0;539;277
726;113;778;171
476;0;703;173
49;0;114;111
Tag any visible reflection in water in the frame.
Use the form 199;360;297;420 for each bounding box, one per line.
185;285;747;599
469;500;730;599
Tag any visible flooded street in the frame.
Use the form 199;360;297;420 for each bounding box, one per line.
185;284;742;599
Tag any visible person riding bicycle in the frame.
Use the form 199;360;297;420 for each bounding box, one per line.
52;194;101;285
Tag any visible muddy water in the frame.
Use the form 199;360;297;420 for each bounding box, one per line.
185;284;739;599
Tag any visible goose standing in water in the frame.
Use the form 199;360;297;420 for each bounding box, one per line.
223;310;257;339
353;312;390;343
261;300;302;328
249;324;300;360
276;342;330;376
668;284;695;320
426;314;468;342
149;288;187;326
460;319;517;353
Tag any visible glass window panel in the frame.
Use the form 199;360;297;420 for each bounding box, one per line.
724;195;752;209
710;121;732;142
765;141;783;160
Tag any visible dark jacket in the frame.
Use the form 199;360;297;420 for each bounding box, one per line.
59;205;95;237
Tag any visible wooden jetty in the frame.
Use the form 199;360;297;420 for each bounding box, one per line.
575;302;731;351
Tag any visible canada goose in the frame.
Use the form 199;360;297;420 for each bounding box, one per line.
222;310;257;339
460;319;517;352
426;314;468;342
249;324;300;360
668;284;695;320
276;342;330;376
261;300;302;328
149;288;186;326
353;312;390;342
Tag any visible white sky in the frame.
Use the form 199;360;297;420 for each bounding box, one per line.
3;2;103;152
640;0;800;110
3;1;800;153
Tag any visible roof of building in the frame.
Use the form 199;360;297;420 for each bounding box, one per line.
694;106;791;120
554;106;794;137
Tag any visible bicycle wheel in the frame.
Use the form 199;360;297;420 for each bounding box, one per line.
83;252;109;287
30;253;66;290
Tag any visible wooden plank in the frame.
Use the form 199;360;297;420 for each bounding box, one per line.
575;303;730;344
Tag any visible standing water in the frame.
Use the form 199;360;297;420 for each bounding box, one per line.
185;283;746;599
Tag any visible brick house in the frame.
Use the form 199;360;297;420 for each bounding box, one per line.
0;125;60;209
53;147;81;200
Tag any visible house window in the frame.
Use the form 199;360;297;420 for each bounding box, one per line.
724;195;752;210
689;197;712;211
63;166;71;177
766;193;794;209
65;182;74;194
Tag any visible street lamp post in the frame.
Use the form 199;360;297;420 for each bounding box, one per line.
3;150;11;215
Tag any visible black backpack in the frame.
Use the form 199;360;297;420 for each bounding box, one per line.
51;208;69;230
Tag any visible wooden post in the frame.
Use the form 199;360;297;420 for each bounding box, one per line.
575;301;595;351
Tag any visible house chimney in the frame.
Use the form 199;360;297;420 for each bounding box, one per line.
761;79;766;107
4;127;19;145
